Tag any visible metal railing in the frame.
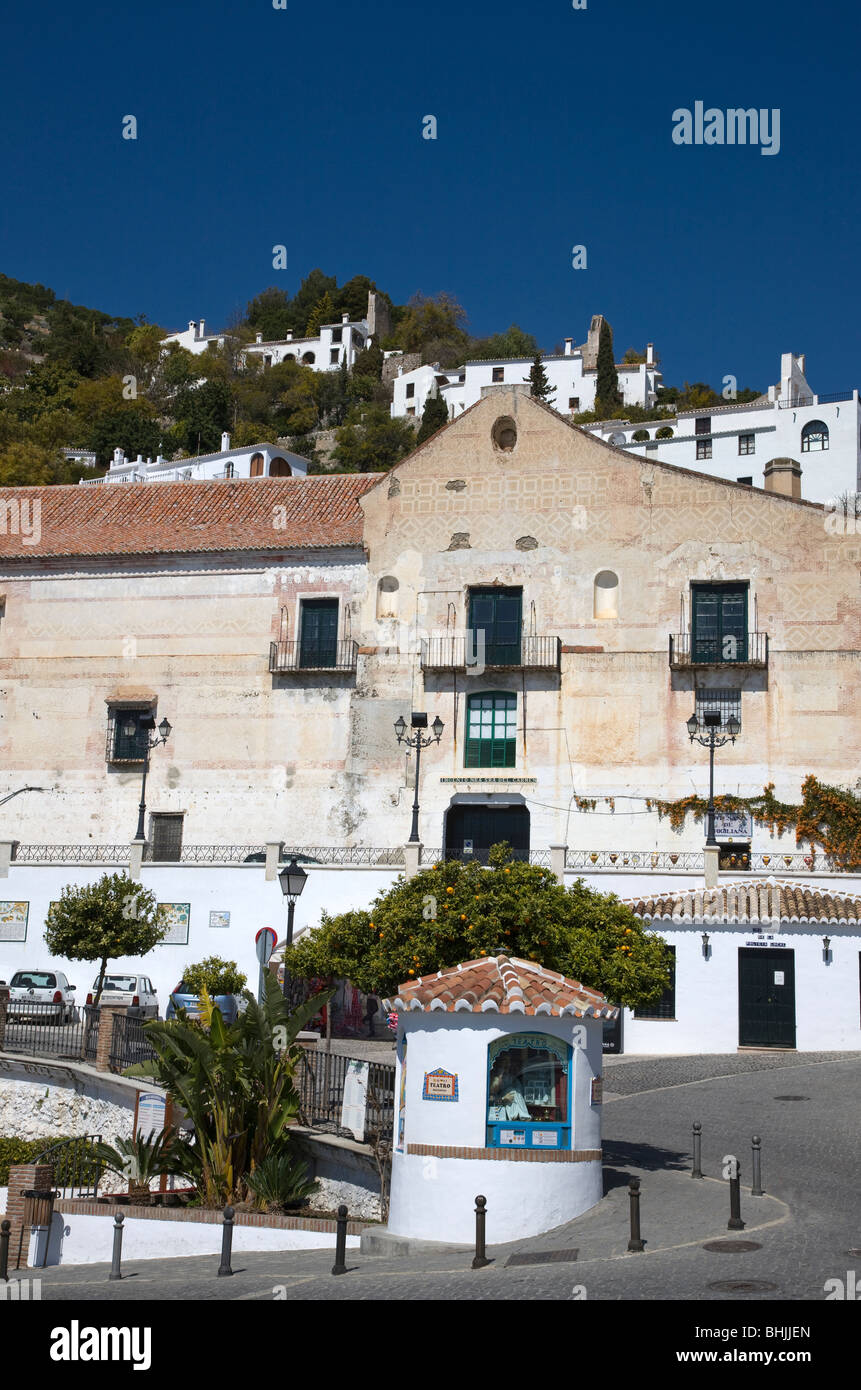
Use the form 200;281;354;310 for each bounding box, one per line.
777;395;814;409
36;1134;103;1199
108;1011;157;1074
269;639;359;674
280;846;406;866
295;1051;395;1142
420;634;561;672
815;391;856;405
565;850;705;870
1;1002;100;1062
11;844;130;864
669;632;768;667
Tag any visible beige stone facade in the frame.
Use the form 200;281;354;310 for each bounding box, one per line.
0;387;858;859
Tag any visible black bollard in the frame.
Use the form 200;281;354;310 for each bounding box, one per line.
751;1136;764;1196
728;1167;745;1231
217;1205;235;1277
627;1178;645;1252
472;1195;491;1269
331;1204;348;1276
0;1218;9;1282
691;1121;704;1179
109;1213;124;1282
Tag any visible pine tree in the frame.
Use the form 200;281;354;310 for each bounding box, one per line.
525;352;556;404
416;390;450;444
305;291;336;337
594;319;622;417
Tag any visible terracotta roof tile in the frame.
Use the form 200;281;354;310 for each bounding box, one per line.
625;880;861;926
383;954;617;1018
0;475;381;562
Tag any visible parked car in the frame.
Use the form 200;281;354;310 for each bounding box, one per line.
8;969;77;1024
87;973;160;1018
166;981;243;1024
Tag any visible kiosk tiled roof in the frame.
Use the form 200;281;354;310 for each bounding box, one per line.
384;954;618;1018
0;475;381;562
625;881;861;926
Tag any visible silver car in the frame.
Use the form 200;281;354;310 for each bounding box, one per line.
8;969;77;1023
88;973;160;1018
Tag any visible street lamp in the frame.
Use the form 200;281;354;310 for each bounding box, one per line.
278;857;308;999
686;709;740;848
124;713;172;843
395;711;444;844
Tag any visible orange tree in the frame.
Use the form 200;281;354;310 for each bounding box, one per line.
283;845;672;1008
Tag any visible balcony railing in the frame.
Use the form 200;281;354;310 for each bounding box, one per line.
669;632;768;668
420;633;561;672
269;639;358;674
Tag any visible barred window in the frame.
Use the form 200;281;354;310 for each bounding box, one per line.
107;706;152;763
696;687;741;732
149;814;184;862
696;439;712;460
465;692;517;769
635;947;676;1019
738;434;755;455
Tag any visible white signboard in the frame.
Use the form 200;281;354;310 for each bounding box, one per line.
531;1130;559;1147
340;1058;369;1140
714;811;752;842
499;1129;526;1146
136;1092;166;1140
774;971;785;985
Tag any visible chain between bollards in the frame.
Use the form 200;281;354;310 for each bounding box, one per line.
691;1121;703;1179
331;1204;348;1275
0;1218;10;1282
751;1135;764;1196
472;1194;491;1268
108;1213;124;1282
728;1164;745;1231
627;1178;645;1252
217;1205;234;1277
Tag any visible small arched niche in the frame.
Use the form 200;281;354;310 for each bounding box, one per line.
593;569;619;619
376;575;399;620
491;416;517;452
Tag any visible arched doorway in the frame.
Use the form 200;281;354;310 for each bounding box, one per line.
444;794;530;864
269;457;292;477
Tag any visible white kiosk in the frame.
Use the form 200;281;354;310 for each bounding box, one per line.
384;953;618;1244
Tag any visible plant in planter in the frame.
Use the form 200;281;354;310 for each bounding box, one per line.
245;1151;319;1212
92;1128;178;1206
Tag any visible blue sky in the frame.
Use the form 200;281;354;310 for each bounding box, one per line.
2;0;858;392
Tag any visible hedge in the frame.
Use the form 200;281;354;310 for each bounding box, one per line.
0;1135;86;1185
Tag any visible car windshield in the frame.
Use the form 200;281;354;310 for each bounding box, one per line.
97;976;138;992
11;972;55;989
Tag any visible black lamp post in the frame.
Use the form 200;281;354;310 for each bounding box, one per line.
278;857;308;999
394;712;444;844
124;713;172;843
686;709;740;847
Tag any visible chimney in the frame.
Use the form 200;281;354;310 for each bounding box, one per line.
188;320;196;336
564;339;573;356
199;319;206;338
286;332;293;341
342;312;349;324
646;343;655;365
136;454;143;464
221;431;231;453
112;447;125;468
156;454;163;465
764;457;802;500
256;332;263;344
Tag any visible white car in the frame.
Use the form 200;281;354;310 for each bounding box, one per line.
8;969;78;1023
87;973;160;1018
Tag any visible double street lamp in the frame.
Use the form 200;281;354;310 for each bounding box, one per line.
686;709;740;848
124;713;172;843
278;856;308;1000
394;712;444;844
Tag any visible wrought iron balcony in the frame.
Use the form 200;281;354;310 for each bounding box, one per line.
420;633;561;672
269;639;358;674
669;632;768;668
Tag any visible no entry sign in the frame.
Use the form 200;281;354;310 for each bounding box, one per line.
255;927;278;965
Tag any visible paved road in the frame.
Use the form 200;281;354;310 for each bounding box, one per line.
13;1051;860;1305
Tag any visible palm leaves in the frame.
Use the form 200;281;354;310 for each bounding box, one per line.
142;973;333;1206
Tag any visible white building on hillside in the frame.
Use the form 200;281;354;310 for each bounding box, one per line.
165;314;371;373
585;353;861;505
79;434;310;486
391;316;661;422
161;319;230;355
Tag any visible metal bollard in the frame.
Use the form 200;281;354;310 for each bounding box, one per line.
627;1178;645;1252
751;1136;764;1196
109;1213;124;1282
0;1218;10;1282
472;1195;491;1269
217;1205;235;1277
691;1121;704;1179
331;1204;348;1276
728;1167;745;1231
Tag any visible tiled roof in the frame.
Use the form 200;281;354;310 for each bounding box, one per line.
383;954;618;1018
625;881;861;926
0;475;381;562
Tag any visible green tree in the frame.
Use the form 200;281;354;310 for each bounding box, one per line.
181;957;247;995
395;292;469;368
471;324;538;360
332;403;417;472
0;441;69;486
172;378;232;455
594;318;622;418
284;845;673;1007
43;872;165;1007
525;352;556;404
305;291;336;337
245;287;293;341
416;390;449;443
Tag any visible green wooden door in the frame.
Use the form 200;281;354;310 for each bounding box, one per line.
738;949;796;1048
468;588;523;666
299;598;338;668
692;584;748;663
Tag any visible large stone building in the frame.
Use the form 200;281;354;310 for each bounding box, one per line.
1;386;859;1050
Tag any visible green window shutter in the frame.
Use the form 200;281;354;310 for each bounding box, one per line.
299;598;339;668
465;692;517;769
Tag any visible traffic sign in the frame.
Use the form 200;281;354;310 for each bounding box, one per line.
255;927;278;965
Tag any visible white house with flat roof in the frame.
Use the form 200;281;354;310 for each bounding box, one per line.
78;434;310;487
585;353;861;505
165;315;370;374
